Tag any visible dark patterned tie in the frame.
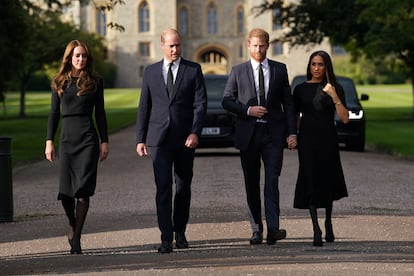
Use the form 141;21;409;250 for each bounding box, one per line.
258;63;265;106
167;62;174;97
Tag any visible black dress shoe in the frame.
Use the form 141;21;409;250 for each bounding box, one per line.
266;228;287;245
158;241;173;254
175;232;189;249
249;231;263;245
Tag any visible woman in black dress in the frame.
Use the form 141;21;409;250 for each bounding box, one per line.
293;50;349;246
45;40;109;254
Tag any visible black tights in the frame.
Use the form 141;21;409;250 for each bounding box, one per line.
61;197;90;246
309;202;333;231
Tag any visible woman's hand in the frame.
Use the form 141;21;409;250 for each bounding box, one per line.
45;140;55;162
100;142;109;161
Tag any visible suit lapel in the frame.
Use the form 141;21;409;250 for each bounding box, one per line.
267;61;277;102
155;61;171;102
246;63;258;103
171;60;185;102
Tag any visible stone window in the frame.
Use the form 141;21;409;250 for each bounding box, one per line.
139;1;150;33
272;8;282;31
236;6;244;34
180;7;188;35
272;42;284;56
97;9;107;36
139;42;150;57
207;3;218;34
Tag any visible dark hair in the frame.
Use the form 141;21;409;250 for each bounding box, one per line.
306;50;337;86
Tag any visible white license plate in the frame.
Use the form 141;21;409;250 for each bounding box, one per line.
202;127;220;135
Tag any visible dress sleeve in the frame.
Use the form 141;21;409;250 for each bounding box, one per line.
94;78;109;143
46;90;61;141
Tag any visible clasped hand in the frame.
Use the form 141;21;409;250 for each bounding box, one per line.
250;106;268;118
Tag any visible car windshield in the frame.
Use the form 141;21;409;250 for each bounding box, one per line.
337;78;358;107
205;76;227;101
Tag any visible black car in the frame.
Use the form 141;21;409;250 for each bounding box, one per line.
291;75;369;151
199;74;235;148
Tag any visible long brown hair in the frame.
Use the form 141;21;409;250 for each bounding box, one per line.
51;40;98;97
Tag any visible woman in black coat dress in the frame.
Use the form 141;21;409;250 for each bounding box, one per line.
45;40;109;254
293;50;349;246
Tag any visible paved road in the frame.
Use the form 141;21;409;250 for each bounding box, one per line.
1;125;413;275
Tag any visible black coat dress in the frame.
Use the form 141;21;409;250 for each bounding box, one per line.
293;82;348;209
47;78;108;199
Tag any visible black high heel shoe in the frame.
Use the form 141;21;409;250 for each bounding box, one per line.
313;228;323;247
70;236;82;254
325;221;335;242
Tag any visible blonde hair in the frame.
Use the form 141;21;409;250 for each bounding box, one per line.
51;40;98;97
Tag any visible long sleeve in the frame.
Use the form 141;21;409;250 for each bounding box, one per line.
46;90;61;141
94;78;108;143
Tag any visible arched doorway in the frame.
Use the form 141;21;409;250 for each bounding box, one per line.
196;46;228;75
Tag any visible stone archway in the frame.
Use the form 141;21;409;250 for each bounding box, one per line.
195;45;228;75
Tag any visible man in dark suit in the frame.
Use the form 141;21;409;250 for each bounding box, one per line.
136;29;207;253
222;28;297;245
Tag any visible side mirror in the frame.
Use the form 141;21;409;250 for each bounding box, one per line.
360;94;369;101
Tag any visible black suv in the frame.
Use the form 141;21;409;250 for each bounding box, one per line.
199;74;235;148
291;75;369;151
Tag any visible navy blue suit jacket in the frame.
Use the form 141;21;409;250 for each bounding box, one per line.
222;60;296;151
136;59;207;147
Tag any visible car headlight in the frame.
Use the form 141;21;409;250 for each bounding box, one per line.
349;110;364;119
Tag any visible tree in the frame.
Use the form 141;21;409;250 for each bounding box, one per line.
0;1;29;106
0;0;123;117
256;0;414;118
29;0;126;31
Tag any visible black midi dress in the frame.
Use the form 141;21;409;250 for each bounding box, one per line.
292;82;348;209
47;78;108;199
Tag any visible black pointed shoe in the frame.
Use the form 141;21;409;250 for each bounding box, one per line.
158;241;173;254
175;232;189;249
313;228;323;247
266;228;287;245
249;231;263;245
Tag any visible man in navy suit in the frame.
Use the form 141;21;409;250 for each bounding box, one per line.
136;29;207;253
222;28;297;245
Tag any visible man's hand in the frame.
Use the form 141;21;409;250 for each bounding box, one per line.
287;135;297;150
136;143;148;157
249;106;268;118
185;133;199;149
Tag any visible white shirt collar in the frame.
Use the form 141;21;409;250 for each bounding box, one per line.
164;57;181;68
250;58;269;70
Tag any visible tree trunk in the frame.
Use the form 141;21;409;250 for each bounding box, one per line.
412;74;414;120
19;75;29;118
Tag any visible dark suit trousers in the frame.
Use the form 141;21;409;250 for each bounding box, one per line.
149;145;195;242
240;123;284;233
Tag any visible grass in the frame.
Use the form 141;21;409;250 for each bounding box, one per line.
1;84;413;167
356;84;414;157
0;89;140;166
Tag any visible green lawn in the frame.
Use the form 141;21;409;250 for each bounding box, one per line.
356;84;414;157
1;84;413;167
0;89;139;166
